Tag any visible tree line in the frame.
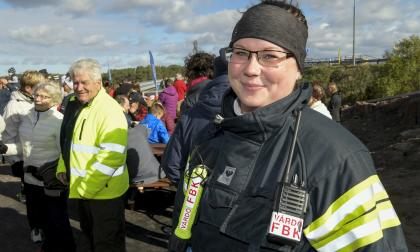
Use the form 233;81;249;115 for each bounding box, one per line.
103;35;419;105
102;64;184;85
302;35;420;105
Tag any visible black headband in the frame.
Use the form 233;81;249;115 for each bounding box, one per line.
230;3;308;73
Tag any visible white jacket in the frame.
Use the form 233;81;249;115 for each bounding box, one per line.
310;100;332;119
5;106;63;186
0;115;5;139
1;90;34;163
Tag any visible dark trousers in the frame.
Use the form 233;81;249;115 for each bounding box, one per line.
43;192;76;252
78;196;126;252
24;183;48;230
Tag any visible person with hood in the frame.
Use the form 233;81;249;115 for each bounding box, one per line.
159;78;178;122
327;81;342;122
169;1;407;251
160;55;229;185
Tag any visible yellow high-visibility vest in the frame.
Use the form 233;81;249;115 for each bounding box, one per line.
57;88;128;199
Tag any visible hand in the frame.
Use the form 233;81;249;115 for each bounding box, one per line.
56;172;68;186
0;141;8;154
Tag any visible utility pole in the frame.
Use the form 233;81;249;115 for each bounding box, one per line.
193;40;198;54
352;0;356;66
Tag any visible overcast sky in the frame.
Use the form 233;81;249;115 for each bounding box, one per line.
0;0;418;75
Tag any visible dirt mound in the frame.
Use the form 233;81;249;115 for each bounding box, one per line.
342;92;420;251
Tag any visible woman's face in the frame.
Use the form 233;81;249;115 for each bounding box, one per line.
33;89;55;111
228;38;300;113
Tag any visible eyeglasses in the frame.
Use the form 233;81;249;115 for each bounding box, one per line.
223;47;293;67
33;94;51;100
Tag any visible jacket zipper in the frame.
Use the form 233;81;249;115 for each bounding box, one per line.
79;119;86;140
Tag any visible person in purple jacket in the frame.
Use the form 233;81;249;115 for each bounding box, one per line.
159;79;178;122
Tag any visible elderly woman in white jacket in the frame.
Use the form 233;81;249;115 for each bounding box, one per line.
0;115;4;137
0;115;4;153
0;81;75;251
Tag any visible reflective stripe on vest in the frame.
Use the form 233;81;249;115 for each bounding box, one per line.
71;167;87;177
99;143;125;153
72;143;126;154
72;144;99;154
92;162;125;177
71;164;125;177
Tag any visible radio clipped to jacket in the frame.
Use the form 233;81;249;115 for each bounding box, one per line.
267;179;308;245
267;110;309;246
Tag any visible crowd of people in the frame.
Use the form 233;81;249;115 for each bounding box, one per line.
0;1;408;252
0;54;218;251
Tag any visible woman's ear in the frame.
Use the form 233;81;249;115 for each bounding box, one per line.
296;71;302;80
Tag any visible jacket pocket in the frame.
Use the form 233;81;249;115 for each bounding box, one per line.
198;184;238;228
222;194;293;251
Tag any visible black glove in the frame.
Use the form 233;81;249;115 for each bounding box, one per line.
38;159;66;190
0;141;8;154
25;165;43;181
11;161;24;178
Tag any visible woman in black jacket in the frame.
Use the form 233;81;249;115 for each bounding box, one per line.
169;1;407;252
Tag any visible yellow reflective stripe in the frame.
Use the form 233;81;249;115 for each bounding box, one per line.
313;201;400;251
72;144;99;154
71;167;87;177
92;162;125;176
306;181;388;242
304;175;386;240
99;143;126;154
378;203;401;229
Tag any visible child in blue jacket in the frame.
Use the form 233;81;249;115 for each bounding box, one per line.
140;102;170;144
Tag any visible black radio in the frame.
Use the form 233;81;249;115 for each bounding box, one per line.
266;110;308;246
267;180;308;245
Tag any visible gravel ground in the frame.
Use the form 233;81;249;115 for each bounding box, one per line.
0;163;175;252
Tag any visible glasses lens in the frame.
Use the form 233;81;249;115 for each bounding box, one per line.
258;51;289;67
33;94;50;99
230;48;250;64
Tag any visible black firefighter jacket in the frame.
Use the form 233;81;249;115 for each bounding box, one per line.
171;84;407;252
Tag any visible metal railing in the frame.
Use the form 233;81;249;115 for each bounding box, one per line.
305;56;387;67
139;79;162;91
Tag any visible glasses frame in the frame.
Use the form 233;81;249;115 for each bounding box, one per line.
33;94;52;100
222;47;294;67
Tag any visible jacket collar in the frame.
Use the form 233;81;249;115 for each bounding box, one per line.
81;87;106;108
219;83;311;143
11;90;33;103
